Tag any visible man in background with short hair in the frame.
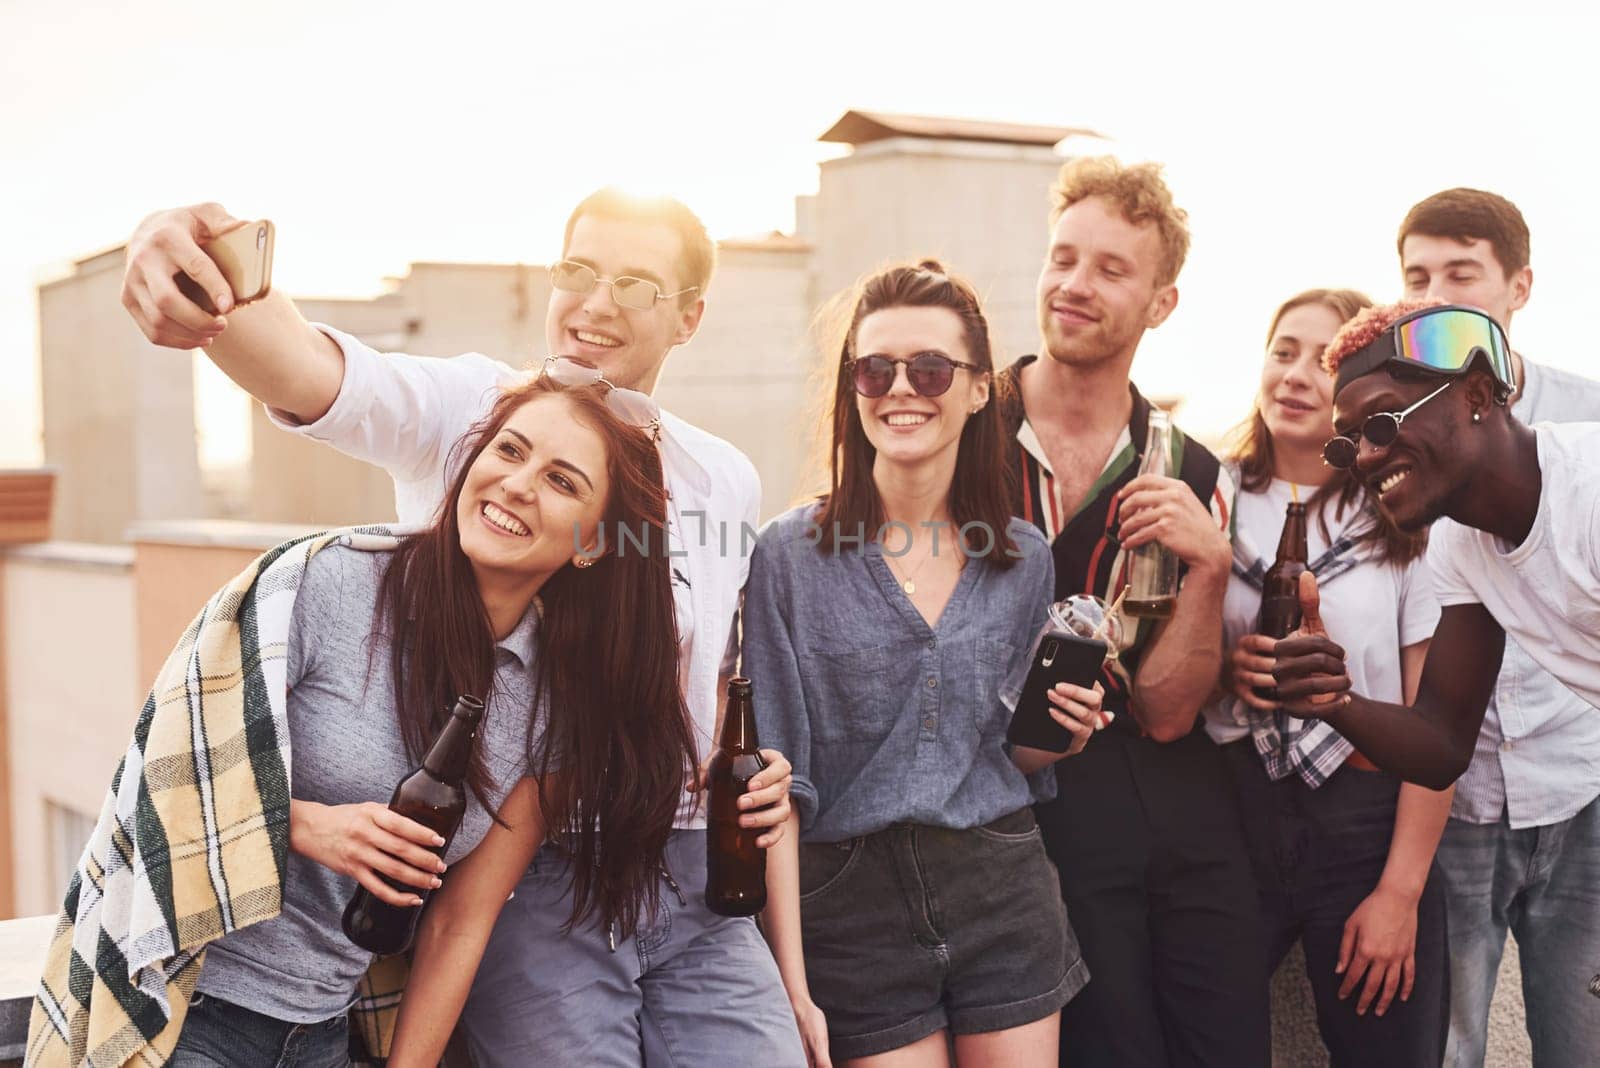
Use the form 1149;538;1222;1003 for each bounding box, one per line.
1397;188;1600;1067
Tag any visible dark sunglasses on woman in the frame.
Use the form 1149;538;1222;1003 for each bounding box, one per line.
849;352;983;399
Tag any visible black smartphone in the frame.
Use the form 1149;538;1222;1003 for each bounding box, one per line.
1006;630;1107;753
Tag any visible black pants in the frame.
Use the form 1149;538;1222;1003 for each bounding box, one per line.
1222;740;1448;1068
1037;725;1270;1068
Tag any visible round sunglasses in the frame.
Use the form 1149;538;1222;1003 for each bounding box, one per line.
1322;380;1452;469
849;352;983;399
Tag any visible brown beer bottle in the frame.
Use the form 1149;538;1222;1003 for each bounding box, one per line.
342;695;484;955
705;677;768;917
1254;502;1308;701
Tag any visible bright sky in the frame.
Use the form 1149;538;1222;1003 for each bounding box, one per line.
3;2;1594;468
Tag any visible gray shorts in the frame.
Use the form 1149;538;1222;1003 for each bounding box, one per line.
460;827;805;1067
798;808;1088;1060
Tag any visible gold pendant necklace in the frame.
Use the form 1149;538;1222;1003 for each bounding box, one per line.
882;521;960;596
885;548;934;596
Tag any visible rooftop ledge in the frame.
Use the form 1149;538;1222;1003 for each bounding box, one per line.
1;541;134;571
0;914;53;1061
126;519;324;552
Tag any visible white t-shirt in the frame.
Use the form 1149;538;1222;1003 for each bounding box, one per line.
267;325;763;828
1428;421;1600;711
1452;361;1600;828
1205;478;1440;746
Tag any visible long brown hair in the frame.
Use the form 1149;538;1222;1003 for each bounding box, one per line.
812;260;1019;563
376;375;695;937
1227;288;1424;564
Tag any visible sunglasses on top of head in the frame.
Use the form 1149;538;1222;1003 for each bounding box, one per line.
848;352;984;399
540;356;663;442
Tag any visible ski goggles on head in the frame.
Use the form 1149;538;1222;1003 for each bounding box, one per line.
1333;304;1514;399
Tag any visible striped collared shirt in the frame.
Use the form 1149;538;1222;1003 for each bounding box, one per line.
999;358;1231;725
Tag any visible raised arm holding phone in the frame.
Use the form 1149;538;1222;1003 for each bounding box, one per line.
122;204;348;423
119;194;809;1066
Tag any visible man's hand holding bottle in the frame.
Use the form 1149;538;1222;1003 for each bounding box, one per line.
1270;571;1354;716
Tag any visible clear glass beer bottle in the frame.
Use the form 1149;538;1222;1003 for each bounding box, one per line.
1125;409;1180;618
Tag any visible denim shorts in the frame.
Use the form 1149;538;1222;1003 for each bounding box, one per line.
798;808;1088;1060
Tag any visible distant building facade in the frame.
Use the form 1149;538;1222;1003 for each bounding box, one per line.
39;111;1098;539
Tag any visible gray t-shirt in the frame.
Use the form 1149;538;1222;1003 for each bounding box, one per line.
195;544;536;1021
1515;356;1600;424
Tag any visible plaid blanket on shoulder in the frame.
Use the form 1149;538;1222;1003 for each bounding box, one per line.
1219;469;1381;790
25;526;415;1068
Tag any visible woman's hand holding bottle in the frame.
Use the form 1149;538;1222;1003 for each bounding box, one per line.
289;799;446;907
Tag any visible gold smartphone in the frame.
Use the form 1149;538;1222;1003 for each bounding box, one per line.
176;219;275;313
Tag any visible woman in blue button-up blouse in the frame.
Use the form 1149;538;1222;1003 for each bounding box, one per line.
743;261;1104;1068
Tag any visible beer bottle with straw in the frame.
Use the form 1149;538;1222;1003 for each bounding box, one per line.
1254;483;1309;701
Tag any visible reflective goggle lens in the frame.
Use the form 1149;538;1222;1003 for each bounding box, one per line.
1394;309;1511;383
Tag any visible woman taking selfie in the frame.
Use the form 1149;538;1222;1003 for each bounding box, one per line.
1205;289;1450;1066
742;261;1101;1068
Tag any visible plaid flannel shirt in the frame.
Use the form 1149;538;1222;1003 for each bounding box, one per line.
1223;479;1373;789
25;527;415;1068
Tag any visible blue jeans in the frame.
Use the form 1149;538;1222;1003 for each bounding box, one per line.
1224;742;1449;1068
460;827;805;1067
169;992;351;1067
1436;792;1600;1067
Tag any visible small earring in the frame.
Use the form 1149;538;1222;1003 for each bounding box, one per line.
1472;411;1482;424
573;554;595;569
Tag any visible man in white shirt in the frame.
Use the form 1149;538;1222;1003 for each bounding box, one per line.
120;191;807;1066
1397;188;1600;1068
